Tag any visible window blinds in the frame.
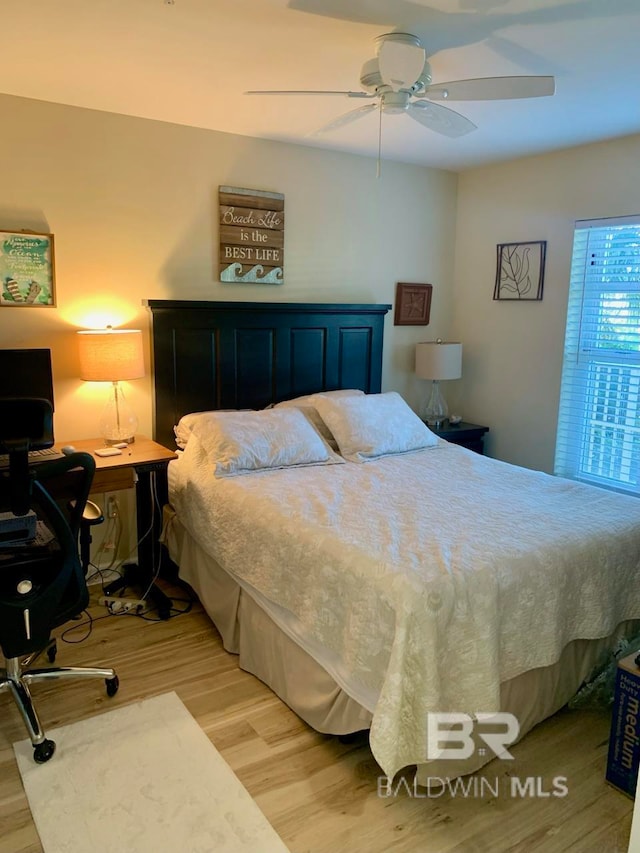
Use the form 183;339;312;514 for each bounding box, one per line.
555;216;640;494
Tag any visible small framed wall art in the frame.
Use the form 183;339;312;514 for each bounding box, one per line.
394;282;433;326
494;240;546;301
0;230;56;307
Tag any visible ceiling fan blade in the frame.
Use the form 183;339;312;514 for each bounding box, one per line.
377;37;426;93
245;90;373;99
423;76;555;101
315;103;378;134
408;101;477;138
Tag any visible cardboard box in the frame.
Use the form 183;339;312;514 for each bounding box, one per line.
606;652;640;798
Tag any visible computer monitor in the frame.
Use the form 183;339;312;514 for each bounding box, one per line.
0;397;54;448
0;348;55;451
0;348;54;411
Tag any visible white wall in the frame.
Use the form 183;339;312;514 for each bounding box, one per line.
7;92;638;479
450;133;640;472
0;93;458;442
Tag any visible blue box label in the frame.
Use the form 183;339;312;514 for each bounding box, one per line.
606;667;640;797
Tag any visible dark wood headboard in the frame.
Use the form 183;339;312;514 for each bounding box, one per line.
147;300;391;449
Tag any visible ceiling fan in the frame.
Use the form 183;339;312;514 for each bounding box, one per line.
246;32;555;141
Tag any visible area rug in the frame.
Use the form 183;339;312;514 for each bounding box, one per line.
14;691;289;853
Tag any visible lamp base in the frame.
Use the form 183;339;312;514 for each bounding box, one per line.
423;380;449;428
99;382;138;445
424;415;448;429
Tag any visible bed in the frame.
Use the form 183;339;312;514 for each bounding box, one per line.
149;299;640;783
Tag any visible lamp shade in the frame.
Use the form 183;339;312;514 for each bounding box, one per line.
78;329;144;382
415;341;462;381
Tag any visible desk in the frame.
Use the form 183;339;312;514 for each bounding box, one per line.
57;436;177;618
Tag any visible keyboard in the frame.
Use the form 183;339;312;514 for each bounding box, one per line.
0;447;64;471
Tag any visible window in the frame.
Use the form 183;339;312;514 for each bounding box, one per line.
555;216;640;495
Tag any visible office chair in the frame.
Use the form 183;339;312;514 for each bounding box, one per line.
0;398;119;763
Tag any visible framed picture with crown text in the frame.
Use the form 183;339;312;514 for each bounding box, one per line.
0;230;56;307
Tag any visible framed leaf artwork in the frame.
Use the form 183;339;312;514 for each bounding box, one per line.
494;241;546;301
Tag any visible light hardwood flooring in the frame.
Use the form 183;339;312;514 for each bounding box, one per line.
0;583;633;853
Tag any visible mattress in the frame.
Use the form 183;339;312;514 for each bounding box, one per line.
163;509;638;784
168;433;640;779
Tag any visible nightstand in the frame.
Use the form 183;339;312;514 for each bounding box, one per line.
429;421;489;454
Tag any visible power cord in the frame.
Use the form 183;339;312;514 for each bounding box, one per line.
60;609;101;644
60;594;194;642
136;598;193;622
84;471;185;621
140;470;164;603
90;495;123;573
85;561;122;592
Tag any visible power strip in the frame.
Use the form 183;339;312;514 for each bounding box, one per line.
98;595;147;614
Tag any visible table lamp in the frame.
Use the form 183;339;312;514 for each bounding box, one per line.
78;327;144;444
415;340;462;427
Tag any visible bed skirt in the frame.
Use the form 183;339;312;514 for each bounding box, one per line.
162;507;637;784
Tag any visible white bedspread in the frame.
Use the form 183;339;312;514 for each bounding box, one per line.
169;434;640;778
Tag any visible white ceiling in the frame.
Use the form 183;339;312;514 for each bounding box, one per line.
2;0;640;171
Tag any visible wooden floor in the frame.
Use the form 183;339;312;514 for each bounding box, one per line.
0;583;633;853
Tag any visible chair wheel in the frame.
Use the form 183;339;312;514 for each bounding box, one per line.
34;739;56;763
47;641;57;663
105;675;119;697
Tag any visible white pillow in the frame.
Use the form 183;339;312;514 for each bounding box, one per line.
275;389;365;449
313;391;438;462
174;411;209;448
175;392;364;449
189;408;344;477
174;409;250;448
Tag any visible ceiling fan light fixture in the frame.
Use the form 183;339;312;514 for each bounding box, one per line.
375;33;426;94
360;58;383;93
361;54;432;96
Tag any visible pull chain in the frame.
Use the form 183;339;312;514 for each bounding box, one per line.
377;101;382;179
